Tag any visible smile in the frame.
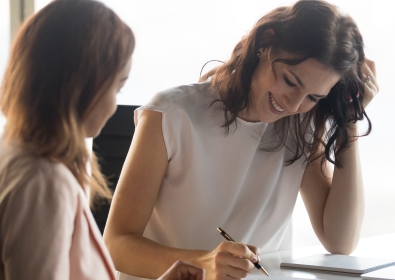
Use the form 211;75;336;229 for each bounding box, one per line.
269;93;286;113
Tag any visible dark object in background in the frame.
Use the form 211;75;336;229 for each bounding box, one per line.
92;105;138;234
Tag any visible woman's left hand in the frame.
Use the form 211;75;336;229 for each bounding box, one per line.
157;261;205;280
361;58;379;109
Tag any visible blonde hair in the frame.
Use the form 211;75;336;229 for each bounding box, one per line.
0;0;134;206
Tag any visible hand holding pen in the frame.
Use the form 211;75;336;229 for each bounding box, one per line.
191;228;264;280
217;227;270;277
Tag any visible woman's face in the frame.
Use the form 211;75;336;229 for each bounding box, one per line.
83;57;132;138
240;50;340;123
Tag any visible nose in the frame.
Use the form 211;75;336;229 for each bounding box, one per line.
282;92;304;113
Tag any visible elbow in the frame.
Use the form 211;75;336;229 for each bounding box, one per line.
103;235;124;271
325;245;355;255
103;229;112;251
103;230;120;266
322;235;360;255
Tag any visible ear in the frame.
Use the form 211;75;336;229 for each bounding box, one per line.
257;28;276;58
263;28;276;37
260;28;276;48
257;47;272;61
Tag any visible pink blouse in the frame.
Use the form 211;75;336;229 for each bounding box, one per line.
0;143;116;280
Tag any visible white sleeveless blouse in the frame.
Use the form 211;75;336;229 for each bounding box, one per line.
119;82;306;280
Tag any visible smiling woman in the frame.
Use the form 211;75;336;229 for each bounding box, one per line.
30;0;395;270
99;4;395;235
244;53;340;122
102;1;381;280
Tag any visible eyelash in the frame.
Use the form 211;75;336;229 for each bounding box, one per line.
283;75;318;103
308;95;318;103
283;75;296;88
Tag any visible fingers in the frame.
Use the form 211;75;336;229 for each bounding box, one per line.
214;242;258;277
193;242;260;280
362;59;379;92
358;58;379;109
214;249;255;275
363;73;379;96
159;261;205;280
247;245;261;262
218;241;258;264
176;261;205;280
364;58;376;77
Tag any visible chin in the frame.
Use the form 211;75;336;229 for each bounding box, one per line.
259;112;279;124
91;129;102;138
85;127;102;138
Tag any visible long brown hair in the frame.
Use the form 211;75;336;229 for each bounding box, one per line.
201;0;370;168
0;0;134;205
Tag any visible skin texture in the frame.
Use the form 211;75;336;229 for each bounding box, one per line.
83;58;132;138
158;261;205;280
300;59;378;254
103;52;379;279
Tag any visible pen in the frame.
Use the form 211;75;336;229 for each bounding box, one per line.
217;227;270;277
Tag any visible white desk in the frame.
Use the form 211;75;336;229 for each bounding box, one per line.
247;233;395;279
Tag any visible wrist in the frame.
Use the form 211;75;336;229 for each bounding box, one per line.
347;123;359;142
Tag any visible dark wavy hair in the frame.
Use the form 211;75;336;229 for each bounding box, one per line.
1;0;135;206
200;0;370;168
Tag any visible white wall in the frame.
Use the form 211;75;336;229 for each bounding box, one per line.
20;0;395;248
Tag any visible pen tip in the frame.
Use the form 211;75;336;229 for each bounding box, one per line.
260;267;270;277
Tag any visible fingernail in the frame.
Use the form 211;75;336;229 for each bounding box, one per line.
257;254;261;262
252;256;258;263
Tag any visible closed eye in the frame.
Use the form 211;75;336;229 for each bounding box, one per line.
283;75;297;88
308;95;319;103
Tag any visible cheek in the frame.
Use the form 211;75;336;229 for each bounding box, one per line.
105;92;117;114
111;94;118;113
272;83;284;94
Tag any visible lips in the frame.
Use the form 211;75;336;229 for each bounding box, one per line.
269;93;285;114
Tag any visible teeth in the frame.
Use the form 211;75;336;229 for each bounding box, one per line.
270;95;285;112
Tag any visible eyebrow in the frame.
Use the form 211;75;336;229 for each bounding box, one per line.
288;70;327;99
120;76;129;82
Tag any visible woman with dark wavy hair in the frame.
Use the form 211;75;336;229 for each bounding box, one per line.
104;0;378;279
0;0;204;279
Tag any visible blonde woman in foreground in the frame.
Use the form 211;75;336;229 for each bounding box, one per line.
0;0;204;279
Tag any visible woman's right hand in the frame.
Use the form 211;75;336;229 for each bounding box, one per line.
158;261;205;280
192;241;260;280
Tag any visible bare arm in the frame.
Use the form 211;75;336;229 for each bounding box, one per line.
103;110;258;280
300;134;364;254
300;60;378;254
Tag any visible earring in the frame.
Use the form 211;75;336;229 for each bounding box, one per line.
257;51;261;57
